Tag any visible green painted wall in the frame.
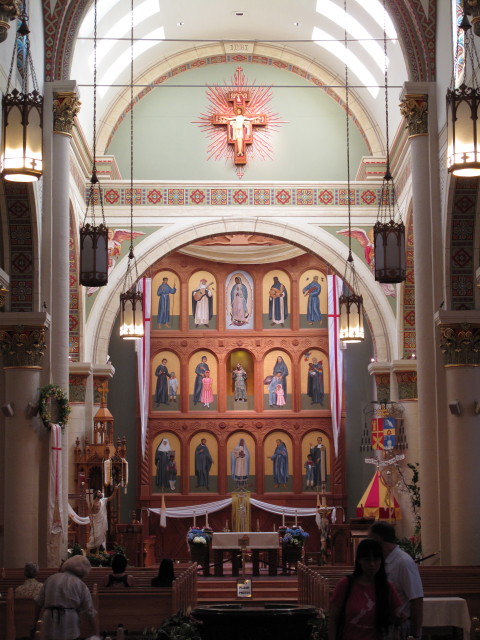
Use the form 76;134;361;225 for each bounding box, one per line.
106;63;369;181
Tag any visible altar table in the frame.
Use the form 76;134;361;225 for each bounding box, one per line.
423;597;471;640
211;532;280;577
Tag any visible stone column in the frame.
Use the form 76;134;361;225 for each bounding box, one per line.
399;84;447;560
436;314;480;563
0;314;49;566
46;83;81;566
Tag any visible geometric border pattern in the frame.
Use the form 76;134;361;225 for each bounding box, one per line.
96;185;385;208
69;220;80;361
5;182;34;312
403;213;416;357
450;178;476;311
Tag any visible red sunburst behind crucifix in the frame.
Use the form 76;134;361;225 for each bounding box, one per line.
195;67;285;178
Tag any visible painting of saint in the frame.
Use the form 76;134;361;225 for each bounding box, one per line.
194;438;213;490
192;279;214;328
227;350;254;410
190;353;217;410
301;350;329;409
268;275;288;327
232;363;248;402
301;433;330;492
263;351;291;410
302;275;322;324
299;271;326;328
189;433;218;492
151;352;181;411
226;271;254;329
152;271;179;330
227;432;255;492
264;432;292;491
152;433;181;493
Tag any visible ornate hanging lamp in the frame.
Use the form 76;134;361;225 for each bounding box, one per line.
446;8;480;176
0;1;20;43
373;0;406;284
79;0;108;287
339;0;364;344
1;4;43;182
119;0;144;340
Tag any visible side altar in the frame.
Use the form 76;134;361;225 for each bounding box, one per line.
212;531;279;577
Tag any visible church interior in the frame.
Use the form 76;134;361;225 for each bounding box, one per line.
1;0;480;620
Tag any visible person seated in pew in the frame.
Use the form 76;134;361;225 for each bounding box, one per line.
151;558;175;587
15;562;43;599
104;554;135;588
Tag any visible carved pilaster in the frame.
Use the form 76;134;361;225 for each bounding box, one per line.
400;93;428;137
439;323;480;366
0;325;47;367
53;92;81;136
0;0;20;42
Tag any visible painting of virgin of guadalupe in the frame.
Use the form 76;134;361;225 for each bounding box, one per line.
225;271;254;330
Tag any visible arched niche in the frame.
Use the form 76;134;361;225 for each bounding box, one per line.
264;431;293;493
188;271;217;330
225;270;254;330
263;350;291;410
227;431;256;493
262;269;290;329
300;349;329;410
151;269;180;330
301;431;331;492
299;269;327;328
151;432;181;494
151;351;181;412
227;349;254;410
188;432;218;494
189;350;218;410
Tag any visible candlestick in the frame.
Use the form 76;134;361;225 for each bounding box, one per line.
205;511;209;527
257;518;260;531
294;510;298;527
193;511;196;527
282;512;285;527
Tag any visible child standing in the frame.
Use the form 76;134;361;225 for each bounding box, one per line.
168;372;178;402
201;370;214;408
166;454;177;491
275;382;285;406
304;453;315;489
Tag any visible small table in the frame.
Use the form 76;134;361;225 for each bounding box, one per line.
423;597;471;640
212;532;279;577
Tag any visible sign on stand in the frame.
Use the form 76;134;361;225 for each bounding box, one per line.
236;579;252;598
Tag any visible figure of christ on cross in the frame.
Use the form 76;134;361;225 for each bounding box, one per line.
211;91;267;165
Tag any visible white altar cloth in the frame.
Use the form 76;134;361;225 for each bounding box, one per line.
212;532;280;549
423;597;471;640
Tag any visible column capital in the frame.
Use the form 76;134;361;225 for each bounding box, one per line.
399;93;428;138
53;92;81;137
438;322;480;366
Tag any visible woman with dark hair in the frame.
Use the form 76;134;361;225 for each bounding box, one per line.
151;558;176;587
328;538;403;640
104;554;135;588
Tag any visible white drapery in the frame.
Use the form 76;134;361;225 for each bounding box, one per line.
137;277;151;459
327;274;344;457
48;424;63;534
68;503;90;526
148;498;338;525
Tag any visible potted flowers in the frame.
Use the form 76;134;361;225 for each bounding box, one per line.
282;527;309;566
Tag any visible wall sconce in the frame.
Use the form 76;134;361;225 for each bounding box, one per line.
474;401;480;415
26;402;39;418
448;400;462;416
1;403;14;417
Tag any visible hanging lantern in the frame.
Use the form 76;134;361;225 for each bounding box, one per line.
120;286;144;340
119;0;144;341
79;0;109;287
339;257;365;343
446;11;480;176
374;174;406;283
2;15;43;182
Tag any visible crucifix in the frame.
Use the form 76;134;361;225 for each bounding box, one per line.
211;87;267;165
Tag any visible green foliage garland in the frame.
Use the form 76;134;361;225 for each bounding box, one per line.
38;383;71;429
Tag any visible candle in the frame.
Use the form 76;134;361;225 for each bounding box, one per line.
257;519;260;531
225;519;229;530
295;510;298;527
205;511;209;527
282;512;285;527
193;511;196;527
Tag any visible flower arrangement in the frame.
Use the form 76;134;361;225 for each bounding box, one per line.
186;527;212;547
282;527;309;548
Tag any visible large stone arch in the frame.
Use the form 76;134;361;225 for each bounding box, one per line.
85;217;396;365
